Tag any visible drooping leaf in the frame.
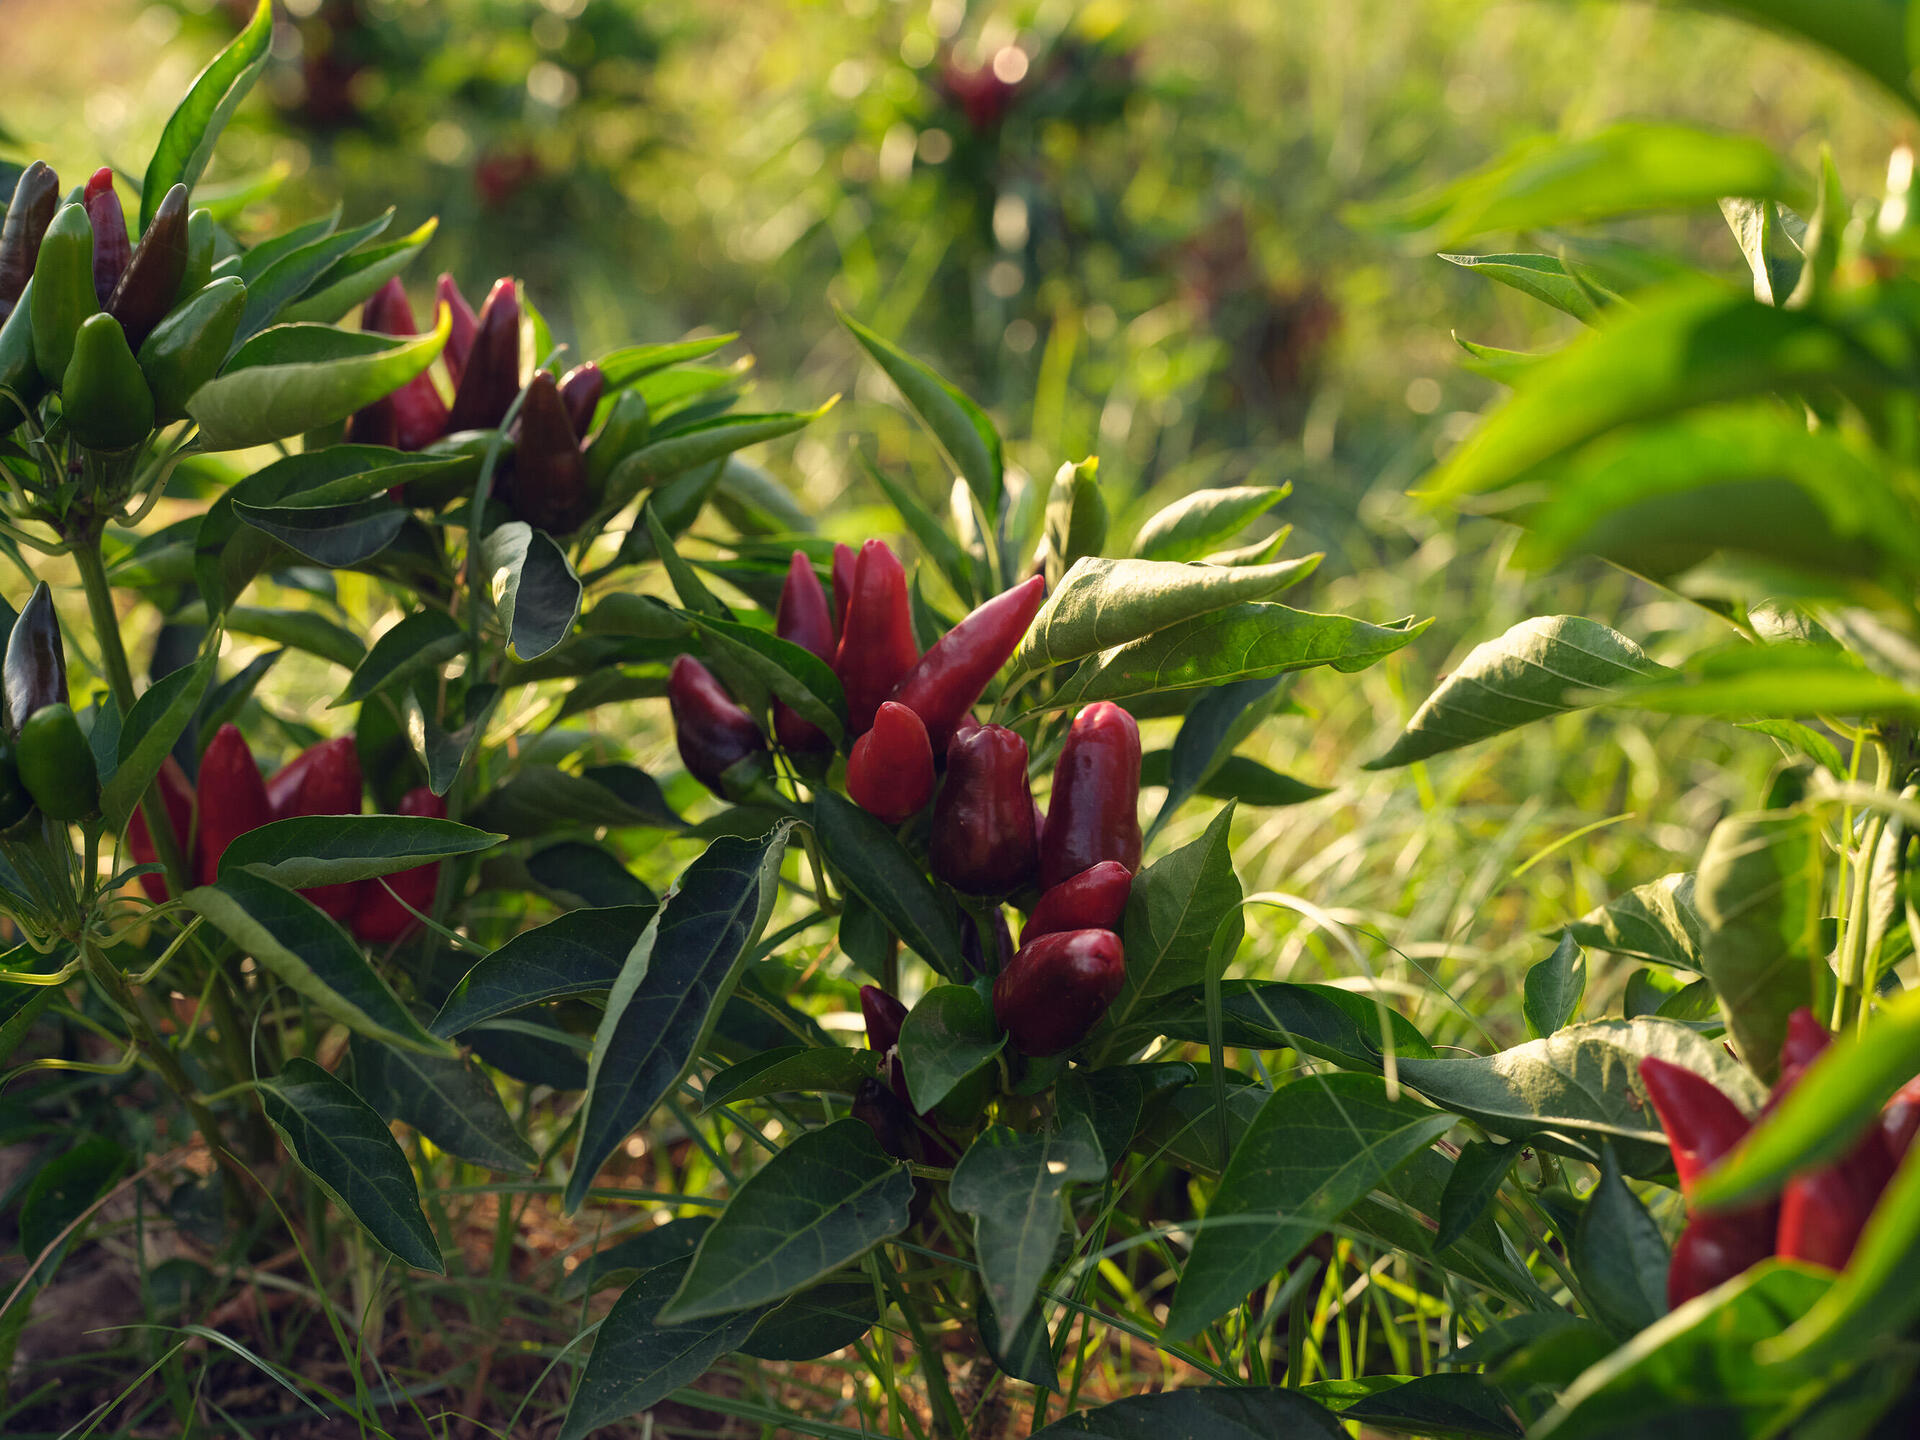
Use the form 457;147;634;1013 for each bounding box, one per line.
897;985;1005;1113
477;523;582;661
811;791;965;978
1571;1145;1669;1338
738;1281;881;1361
431;905;656;1036
217;814;500;888
351;1034;536;1173
950;1117;1106;1334
1436;1139;1523;1253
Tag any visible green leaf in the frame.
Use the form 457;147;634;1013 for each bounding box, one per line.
738;1281;880;1362
560;1218;712;1298
897;985;1005;1113
221;606;365;670
432;905;655;1036
1016;557;1320;671
1321;1374;1524;1439
597;334;737;390
350;1034;535;1173
1524;930;1587;1038
1720;198;1804;307
950;1118;1104;1335
1150;678;1285;834
1455;335;1546;386
231;498;406;569
259;1058;443;1273
840;309;1004;521
1165;1073;1456;1340
218;814;499;887
468;764;682;837
1603;644;1920;720
601;407;826;518
1572;1145;1669;1338
702;1046;884;1110
1140;750;1330;809
1134;486;1290;564
1694;2;1916;117
692;612;846;746
1566;873;1705;971
565;825;792;1212
1031;1388;1345;1439
19;1137;128;1259
1365;616;1665;770
477;523;582;661
1144;981;1436;1070
100;646;217;833
185;873;451;1056
1035;457;1108;590
658;1118;913;1321
139;0;273;231
711;455;815;537
856;447;980;605
336;609;465;708
1435;1139;1522;1252
1695;810;1825;1083
1056;1062;1196;1171
1440;253;1617;324
1101;807;1241;1048
278;217;439;325
811;791;965;978
235;208;394;346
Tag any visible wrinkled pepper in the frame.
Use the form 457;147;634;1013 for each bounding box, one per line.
1040;702;1142;889
446;276;520;432
353;786;445;943
63;312;155;450
138;276;245;422
127;755;194;902
83;168;130;308
558;361;603;437
30;202;97;385
929;724;1037;895
16;703;96;821
0;162;59;321
106;182;188;351
436;272;478;385
4;583;67;737
889;573;1046;751
991;927;1127;1056
668;655;768;797
352;277;449;451
833;539;920;736
267;737;364;921
194;724;274;885
860;984;908;1053
771;550;836;753
507;370;590;534
1024;860;1132;944
847;701;934;824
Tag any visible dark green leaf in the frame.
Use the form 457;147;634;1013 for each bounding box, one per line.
478;523;582;661
897;986;1005;1113
560;1217;712;1298
218;814;498;888
702;1046;883;1109
1320;1374;1524;1439
336;609;465;708
1572;1145;1668;1338
951;1118;1105;1334
1567;873;1704;971
812;791;965;978
1436;1140;1522;1253
738;1281;880;1361
233;498;406;569
19;1137;128;1259
1524;931;1587;1038
469;764;682;837
101;646;217;832
693;612;845;746
1140;750;1329;809
139;0;273;231
351;1034;536;1172
432;905;657;1036
1031;1386;1344;1438
1151;678;1284;832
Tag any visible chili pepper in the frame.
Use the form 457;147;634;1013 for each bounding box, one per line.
138;276;245;423
0;162;59;320
830;541;855;639
16;703;97;821
1668;1216;1772;1308
127;755;193;902
1039;702;1141;889
1884;1077;1920;1162
105;182;188;351
1767;1010;1897;1270
852;1076;917;1163
175;207;215;307
83;168;130;308
1638;1056;1755;1197
888;574;1046;752
1779;1006;1830;1079
847;701;934;824
63;313;155;450
269;737;364;920
445;276;520;432
0;281;45;437
194;723;274;885
991;927;1127;1056
1024;860;1132;944
769;551;836;753
0;739;33;833
29;202;97;385
961;907;1013;976
354;277;449;451
833;540;920;736
860;984;908;1053
668;654;768;797
585;388;648;490
929;724;1037;895
4;583;66;737
436;272;478;385
353;787;446;943
558;361;603;437
507;370;590;534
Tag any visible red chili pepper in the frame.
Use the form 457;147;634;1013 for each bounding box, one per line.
852;1075;918;1162
668;655;767;797
774;550;836;752
194;724;274;886
1638;1057;1753;1197
1884;1077;1920;1162
83;168;130;309
437;272;478;386
352;786;445;944
1023;860;1132;944
888;574;1046;753
847;701;934;825
354;278;449;451
127;755;193;903
832;540;920;736
557;361;603;437
860;984;908;1053
506;370;590;534
446;276;521;433
1769;1011;1897;1271
830;542;856;640
1779;1006;1830;1079
929;724;1037;895
1039;702;1141;889
1668;1215;1774;1308
266;738;364;920
991;927;1127;1056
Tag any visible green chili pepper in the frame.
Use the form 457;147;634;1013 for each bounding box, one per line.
63;312;154;451
3;582;66;738
0;740;35;832
137;275;244;422
29;202;97;386
175;207;215;307
106;182;189;352
15;703;98;821
0;278;45;437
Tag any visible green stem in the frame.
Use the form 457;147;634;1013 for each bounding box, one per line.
878;1250;965;1440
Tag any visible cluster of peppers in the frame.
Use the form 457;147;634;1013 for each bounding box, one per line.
1641;1007;1920;1307
344;275;622;536
667;538;1149;1083
2;160;238;448
129;724;445;945
0;584;99;827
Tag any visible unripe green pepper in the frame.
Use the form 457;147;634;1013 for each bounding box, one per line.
175;207;216;307
0;740;35;832
0;278;45;437
63;313;154;451
29;202;97;385
16;703;97;820
137;275;245;422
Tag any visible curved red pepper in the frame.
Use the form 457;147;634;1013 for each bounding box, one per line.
446;276;521;433
127;755;193;903
354;278;449;452
832;540;920;736
1884;1077;1920;1162
847;701;934;824
353;786;446;944
991;928;1126;1056
507;370;589;533
1638;1057;1753;1197
929;724;1037;895
194;724;274;886
888;573;1046;753
1668;1216;1773;1308
83;168;130;308
830;542;856;640
437;273;479;385
1024;860;1132;944
860;984;908;1053
774;550;836;752
668;655;767;796
558;361;603;437
1040;702;1141;889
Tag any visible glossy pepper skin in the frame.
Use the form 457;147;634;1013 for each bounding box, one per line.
269;738;364;921
194;724;274;886
353;787;445;943
889;574;1047;752
507;370;590;534
127;756;193;902
558;361;604;437
1639;1057;1755;1197
833;540;920;736
446;276;521;432
138;276;245;422
4;583;66;737
772;551;836;753
830;542;855;639
860;985;908;1053
106;182;188;351
1040;702;1142;889
0;163;60;321
83;169;130;308
1884;1077;1920;1162
847;702;934;825
354;278;449;451
63;313;155;450
1770;1010;1897;1270
1024;860;1132;944
1668;1219;1765;1309
436;273;478;385
668;655;767;797
929;724;1038;895
992;928;1127;1056
16;703;97;821
30;202;98;385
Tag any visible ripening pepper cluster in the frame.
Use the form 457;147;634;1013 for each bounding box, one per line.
2;160;236;447
668;539;1148;1062
344;275;616;536
0;584;98;827
129;725;446;944
1642;1006;1920;1308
